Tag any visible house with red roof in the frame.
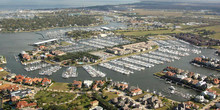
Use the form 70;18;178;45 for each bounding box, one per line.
116;82;128;91
32;78;43;84
23;77;33;85
41;78;52;86
16;101;37;109
130;88;143;96
72;80;82;89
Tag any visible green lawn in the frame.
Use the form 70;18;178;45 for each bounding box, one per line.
35;90;76;106
199;25;220;40
49;82;70;91
156;97;177;110
154;72;165;77
0;71;9;79
60;41;72;46
68;94;93;110
102;90;119;101
118;30;182;36
210;87;220;94
131;92;152;100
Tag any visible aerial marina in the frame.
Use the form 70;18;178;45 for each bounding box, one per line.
83;65;106;77
39;65;61;76
62;66;78;78
24;62;51;71
1;2;220;109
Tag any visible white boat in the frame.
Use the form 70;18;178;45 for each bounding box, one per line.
169;86;175;90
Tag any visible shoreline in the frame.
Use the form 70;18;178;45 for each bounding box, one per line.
0;22;109;33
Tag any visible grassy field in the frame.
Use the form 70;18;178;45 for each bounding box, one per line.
117;30;182;36
0;71;9;79
210;87;220;94
198;25;220;40
49;82;70;91
60;41;72;46
35;90;76;105
69;94;93;110
130;9;183;17
102;90;118;101
154;72;165;77
131;92;152;100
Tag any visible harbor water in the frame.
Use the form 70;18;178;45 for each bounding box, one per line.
0;20;219;102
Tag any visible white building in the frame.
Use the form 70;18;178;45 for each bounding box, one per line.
83;80;93;88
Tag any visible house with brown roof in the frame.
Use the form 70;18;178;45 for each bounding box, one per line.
41;78;51;86
90;100;99;107
191;80;199;86
130;88;142;96
23;77;33;85
92;84;99;91
72;80;82;89
95;80;105;87
165;71;175;77
16;101;37;109
116;82;128;91
32;78;43;84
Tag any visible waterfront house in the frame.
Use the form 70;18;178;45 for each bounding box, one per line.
194;95;205;103
83;80;93;88
191;80;199;86
16;101;37;109
72;80;82;89
41;78;51;86
116;82;128;90
201;90;216;100
129;87;142;96
32;78;43;84
23;77;33;85
165;71;175;77
183;78;192;84
196;81;206;87
187;72;195;78
95;80;105;87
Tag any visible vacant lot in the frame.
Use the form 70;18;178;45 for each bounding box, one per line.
35;90;76;105
0;71;9;79
49;82;70;91
103;90;118;101
118;30;182;36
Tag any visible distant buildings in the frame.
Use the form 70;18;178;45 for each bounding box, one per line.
107;41;156;55
3;74;52;87
16;101;37;109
